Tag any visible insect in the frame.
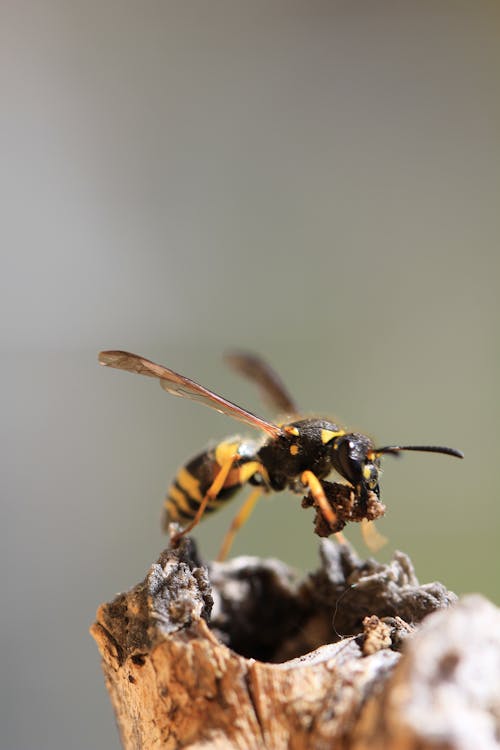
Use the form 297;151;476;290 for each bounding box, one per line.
99;350;463;560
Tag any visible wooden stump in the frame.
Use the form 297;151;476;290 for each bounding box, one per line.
91;538;500;749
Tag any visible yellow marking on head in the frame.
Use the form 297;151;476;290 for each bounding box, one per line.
290;444;299;456
215;440;241;467
284;426;300;437
176;467;203;501
321;428;345;444
362;465;372;481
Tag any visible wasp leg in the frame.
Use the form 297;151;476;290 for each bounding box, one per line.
301;470;347;544
216;486;263;562
361;519;387;552
170;452;238;546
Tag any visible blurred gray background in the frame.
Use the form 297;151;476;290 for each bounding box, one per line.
1;2;499;748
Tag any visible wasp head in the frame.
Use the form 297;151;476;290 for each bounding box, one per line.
334;433;381;502
331;433;463;509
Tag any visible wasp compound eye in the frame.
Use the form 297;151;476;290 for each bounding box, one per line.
332;434;376;485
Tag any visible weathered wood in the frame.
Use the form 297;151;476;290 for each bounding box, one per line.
91;539;500;749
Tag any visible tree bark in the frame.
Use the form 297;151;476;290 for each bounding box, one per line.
91;538;500;749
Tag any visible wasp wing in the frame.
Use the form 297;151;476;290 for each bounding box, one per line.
99;350;282;438
224;351;298;416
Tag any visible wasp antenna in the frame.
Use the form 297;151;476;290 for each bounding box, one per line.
376;445;464;459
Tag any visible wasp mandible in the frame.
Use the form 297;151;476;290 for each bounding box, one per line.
99;350;463;560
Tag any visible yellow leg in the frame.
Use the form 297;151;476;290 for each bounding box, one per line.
301;470;347;544
170;452;238;546
216;487;263;562
361;519;387;552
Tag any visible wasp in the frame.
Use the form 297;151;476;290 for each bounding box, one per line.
99;350;463;560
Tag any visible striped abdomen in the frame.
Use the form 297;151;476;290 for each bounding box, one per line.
162;438;262;530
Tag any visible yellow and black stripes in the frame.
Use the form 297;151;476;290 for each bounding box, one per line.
163;439;265;530
165;468;216;524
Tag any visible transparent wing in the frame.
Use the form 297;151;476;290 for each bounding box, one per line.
99;350;282;438
224;351;298;415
